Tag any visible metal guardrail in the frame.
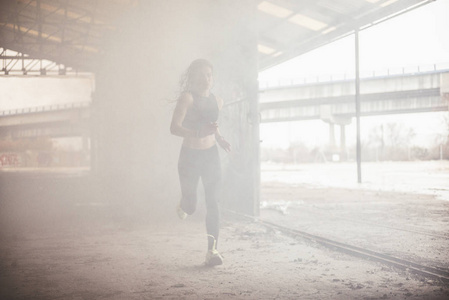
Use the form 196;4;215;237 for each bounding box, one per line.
0;102;90;116
259;63;449;90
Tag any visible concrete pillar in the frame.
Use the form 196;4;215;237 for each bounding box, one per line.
329;123;336;150
81;132;89;167
92;1;259;219
340;124;347;161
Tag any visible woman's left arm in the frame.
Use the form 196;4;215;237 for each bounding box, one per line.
215;129;231;152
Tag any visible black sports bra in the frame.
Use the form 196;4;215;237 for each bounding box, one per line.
182;92;219;131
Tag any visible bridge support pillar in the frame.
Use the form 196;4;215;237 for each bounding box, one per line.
329;123;336;149
82;133;89;167
320;105;351;161
326;122;350;161
340;124;347;161
327;123;348;161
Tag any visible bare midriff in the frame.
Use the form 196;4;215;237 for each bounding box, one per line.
182;134;216;150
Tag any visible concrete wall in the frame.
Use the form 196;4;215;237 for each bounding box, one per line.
92;0;258;221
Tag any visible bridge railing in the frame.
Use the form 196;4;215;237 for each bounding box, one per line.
259;62;449;90
0;102;91;116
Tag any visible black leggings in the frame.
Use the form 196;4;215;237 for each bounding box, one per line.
178;145;221;250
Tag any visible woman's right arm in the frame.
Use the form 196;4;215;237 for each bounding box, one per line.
170;92;197;138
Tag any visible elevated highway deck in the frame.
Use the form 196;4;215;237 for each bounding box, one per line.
259;67;449;124
0;102;90;138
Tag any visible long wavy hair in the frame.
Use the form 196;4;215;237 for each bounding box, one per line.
178;59;214;94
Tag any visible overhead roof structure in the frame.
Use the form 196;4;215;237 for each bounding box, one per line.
0;0;137;74
256;0;432;70
0;0;433;73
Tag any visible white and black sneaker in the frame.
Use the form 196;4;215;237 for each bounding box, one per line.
205;249;223;266
176;203;187;220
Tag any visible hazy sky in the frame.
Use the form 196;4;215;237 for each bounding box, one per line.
259;0;449;149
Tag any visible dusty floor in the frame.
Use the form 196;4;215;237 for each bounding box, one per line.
0;200;448;299
1;163;449;299
260;182;449;270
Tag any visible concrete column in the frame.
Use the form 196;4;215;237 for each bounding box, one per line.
329;123;336;150
93;1;259;219
81;133;89;167
340;124;347;161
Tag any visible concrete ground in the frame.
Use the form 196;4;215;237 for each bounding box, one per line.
0;162;448;299
0;211;448;299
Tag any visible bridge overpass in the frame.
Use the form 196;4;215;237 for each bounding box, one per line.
259;67;449;124
259;66;449;159
0;102;90;139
